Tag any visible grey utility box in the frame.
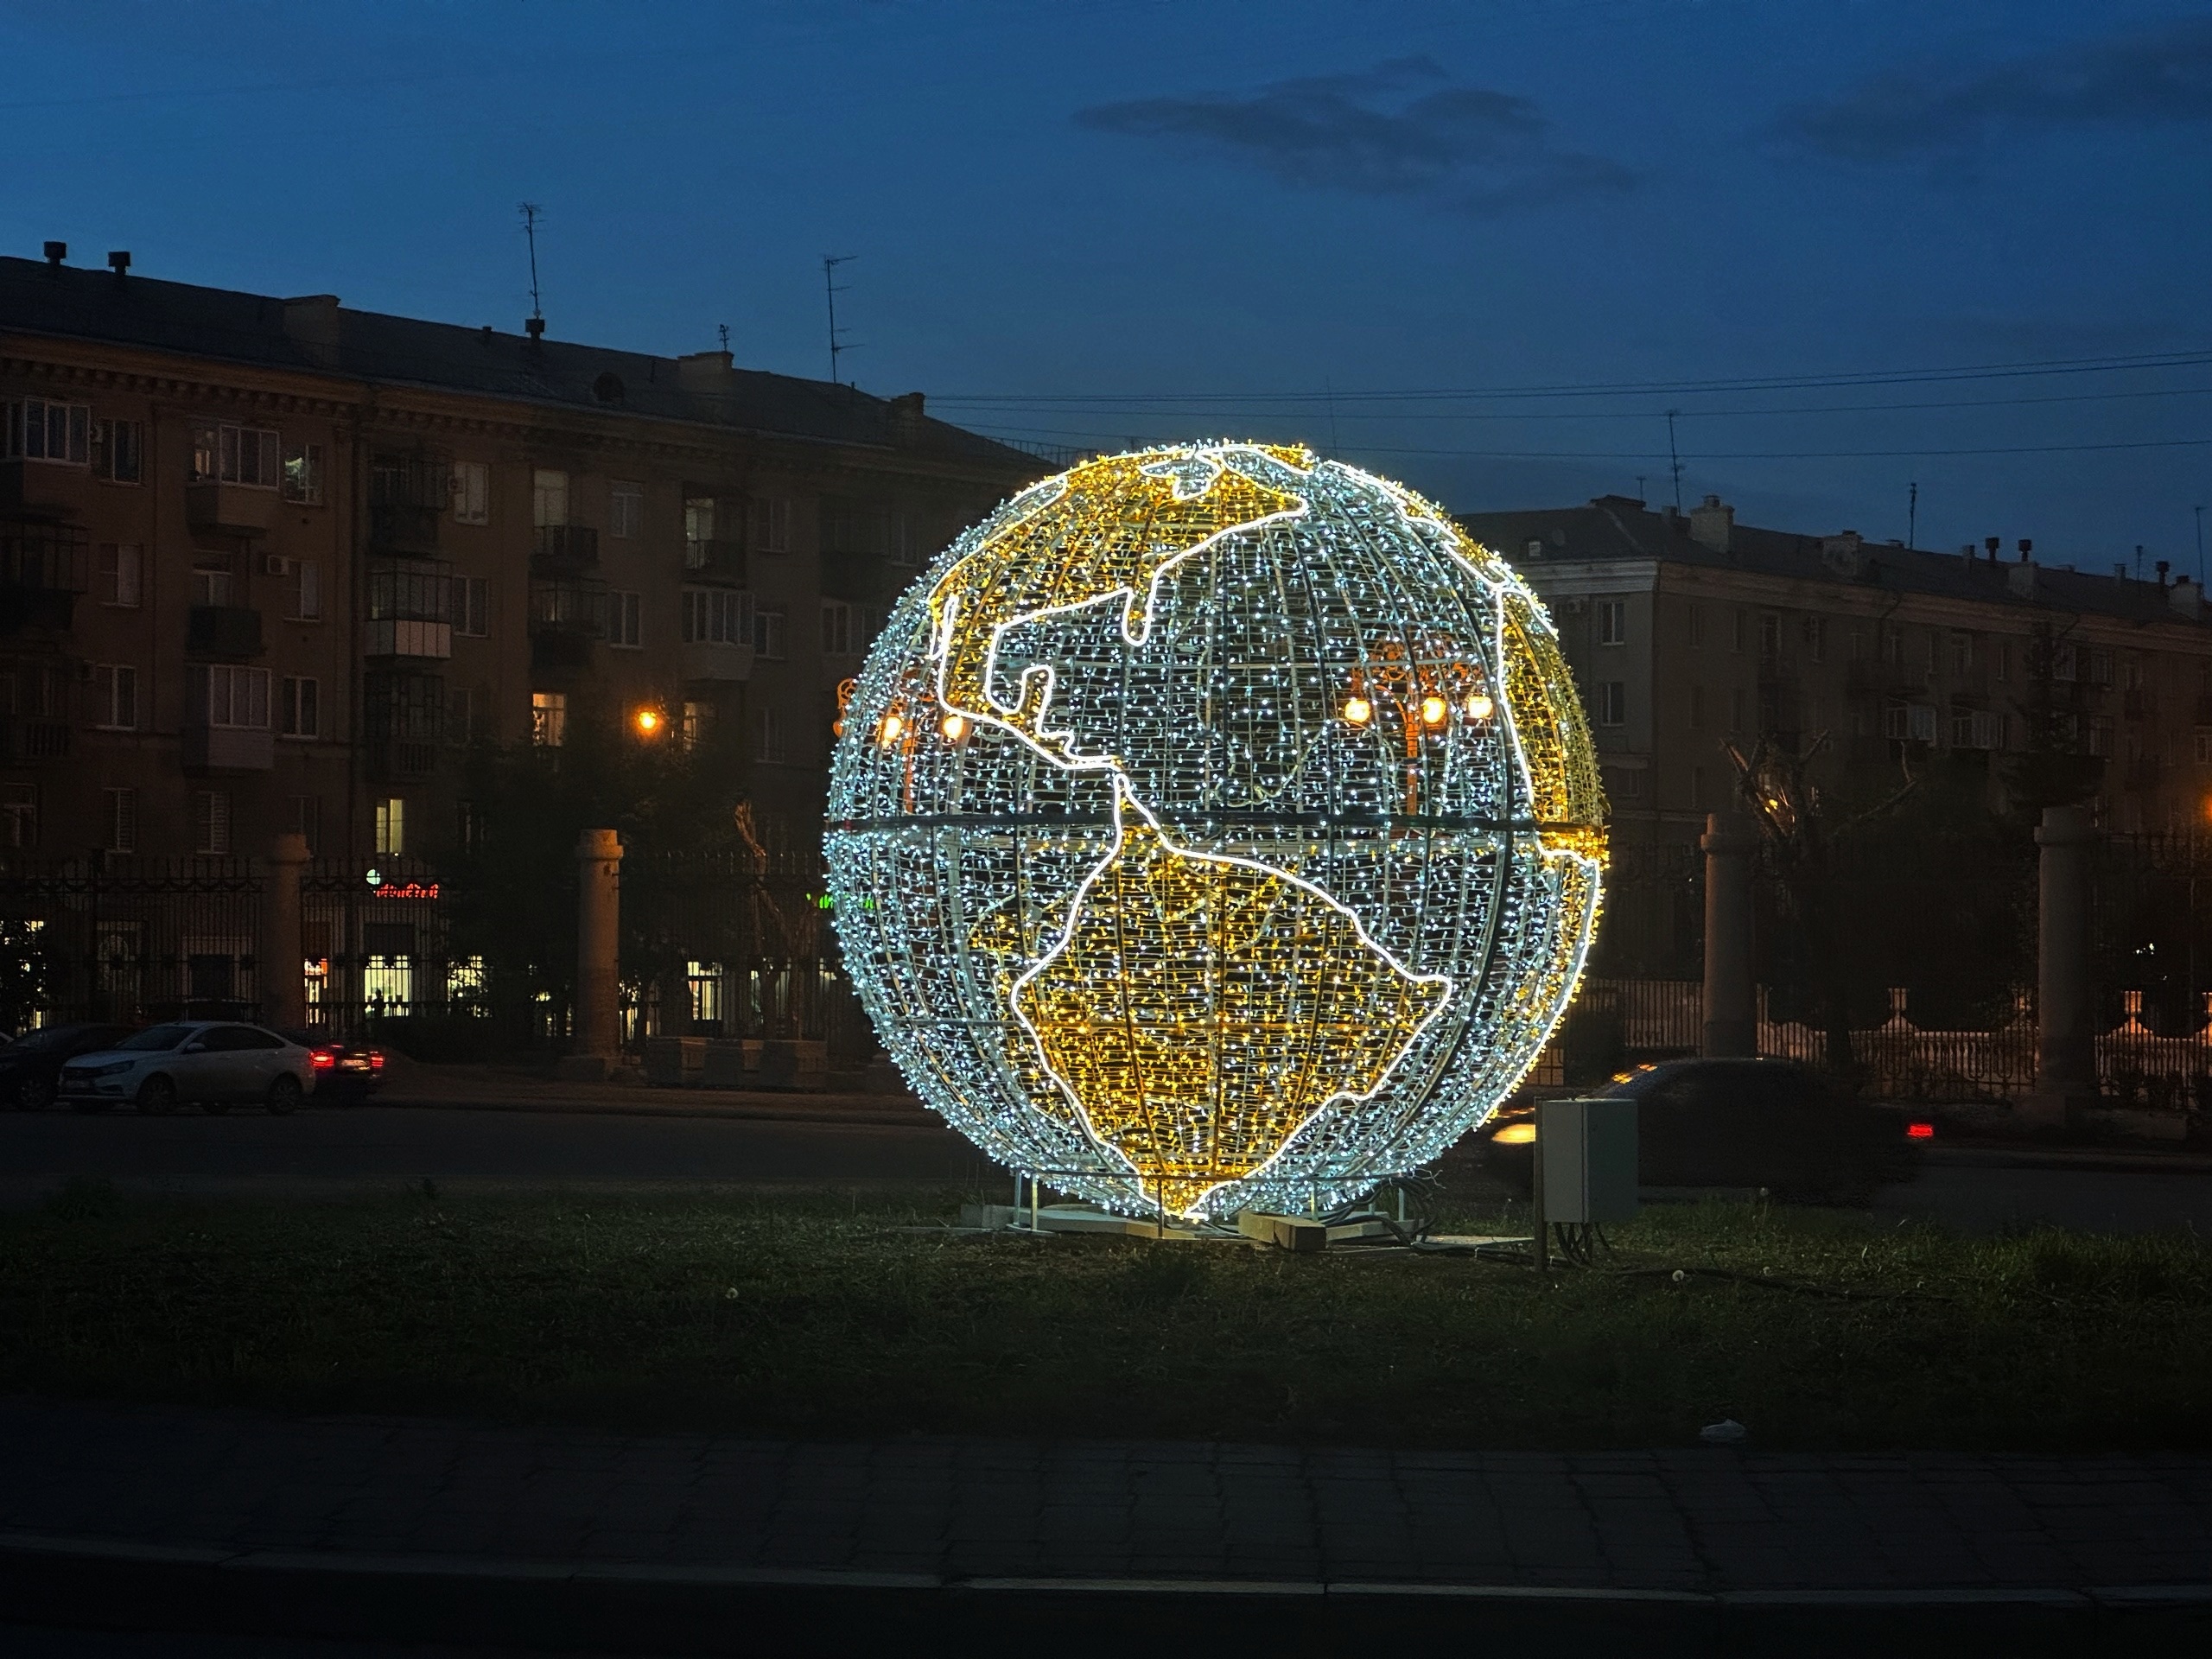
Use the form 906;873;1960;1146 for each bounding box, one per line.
1538;1097;1640;1224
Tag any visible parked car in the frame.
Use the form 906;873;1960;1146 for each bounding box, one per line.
276;1029;386;1101
0;1024;137;1109
1471;1058;1929;1205
57;1021;318;1115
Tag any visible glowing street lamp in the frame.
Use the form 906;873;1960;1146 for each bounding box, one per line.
632;706;664;738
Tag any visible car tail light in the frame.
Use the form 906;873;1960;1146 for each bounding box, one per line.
368;1052;384;1071
310;1049;336;1070
1906;1121;1935;1140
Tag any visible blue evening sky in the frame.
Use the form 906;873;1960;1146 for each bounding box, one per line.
4;0;2209;569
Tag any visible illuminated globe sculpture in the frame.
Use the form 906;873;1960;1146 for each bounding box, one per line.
825;443;1605;1221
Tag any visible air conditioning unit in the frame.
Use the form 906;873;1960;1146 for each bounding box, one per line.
264;555;292;576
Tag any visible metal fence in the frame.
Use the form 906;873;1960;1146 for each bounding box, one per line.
0;855;265;1023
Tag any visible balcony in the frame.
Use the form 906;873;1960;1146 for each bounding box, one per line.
186;605;264;658
0;458;92;518
681;639;756;683
368;739;440;783
0;524;85;632
368;454;449;555
365;559;454;661
181;726;274;772
0;716;70;766
184;482;278;537
683;538;747;587
531;524;600;575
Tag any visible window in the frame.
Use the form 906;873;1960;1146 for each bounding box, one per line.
287;794;319;853
1925;632;1940;677
192;790;231;855
2088;715;2114;757
1601;765;1645;800
681;587;751;645
280;676;319;739
681;699;711;750
1685;605;1704;649
756;704;786;764
104;787;137;853
531;690;567;747
3;398;90;464
1688;684;1705;729
822;601;886;658
1;783;36;849
2050;640;2079;682
1757;613;1782;661
456;575;490;637
1731;608;1745;653
189;422;280;487
1595;681;1626;726
1596;599;1626;646
372;797;405;856
191;562;232;607
92;664;137;730
531;468;569;528
97;544;142;608
1950;631;1974;675
753;606;786;660
1881;622;1905;667
282;442;324;504
93;418;142;482
1950;706;2001;750
609;480;643;539
610;591;642;648
1526;538;1544;561
1806;617;1827;663
1850;622;1869;660
2196;730;2212;766
753;496;791;554
188;664;270;729
1883;702;1938;744
447;685;474;746
453;461;490;524
1995;639;2011;683
683;497;717;557
889;511;927;568
2088;647;2114;686
289;559;322;621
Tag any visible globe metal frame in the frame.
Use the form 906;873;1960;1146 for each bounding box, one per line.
825;443;1605;1220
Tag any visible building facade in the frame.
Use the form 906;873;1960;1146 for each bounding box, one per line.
1458;493;2212;849
0;245;1039;869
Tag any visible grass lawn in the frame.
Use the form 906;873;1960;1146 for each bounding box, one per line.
3;1181;2209;1452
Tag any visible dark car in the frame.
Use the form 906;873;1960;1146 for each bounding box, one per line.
0;1023;137;1109
277;1029;386;1101
1472;1058;1929;1205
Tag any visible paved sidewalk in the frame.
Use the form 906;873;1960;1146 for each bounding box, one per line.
377;1061;931;1128
3;1399;2209;1653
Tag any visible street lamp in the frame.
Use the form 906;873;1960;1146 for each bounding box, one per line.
632;706;664;739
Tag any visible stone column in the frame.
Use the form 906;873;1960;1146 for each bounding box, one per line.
258;832;312;1029
565;828;624;1080
1700;810;1758;1058
2028;804;2099;1130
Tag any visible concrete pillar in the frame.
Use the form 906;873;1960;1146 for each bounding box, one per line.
1700;810;1758;1058
258;832;311;1030
564;828;624;1080
2028;804;2099;1129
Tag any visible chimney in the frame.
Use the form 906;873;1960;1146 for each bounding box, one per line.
107;250;130;276
2158;558;2171;589
888;391;926;447
2018;538;2032;561
676;349;734;391
281;295;342;369
1688;493;1733;554
524;316;545;341
41;240;65;267
1984;536;2001;560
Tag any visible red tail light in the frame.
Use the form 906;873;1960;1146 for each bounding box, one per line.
368;1052;384;1070
1906;1121;1935;1140
310;1049;336;1070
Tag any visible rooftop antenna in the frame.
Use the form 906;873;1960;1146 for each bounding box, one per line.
1908;480;1917;550
2196;505;2205;587
1664;410;1683;512
717;322;730;354
518;202;545;330
1635;474;1648;502
823;253;857;386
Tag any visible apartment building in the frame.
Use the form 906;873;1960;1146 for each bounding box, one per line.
0;244;1039;866
1458;493;2212;847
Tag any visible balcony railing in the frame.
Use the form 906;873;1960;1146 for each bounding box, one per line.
0;716;70;766
0;524;86;632
531;524;600;574
528;577;606;635
184;482;277;537
368;454;450;554
683;538;747;586
368;740;441;782
186;605;264;658
365;559;454;660
181;726;273;772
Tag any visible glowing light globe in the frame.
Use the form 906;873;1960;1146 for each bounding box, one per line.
825;443;1605;1220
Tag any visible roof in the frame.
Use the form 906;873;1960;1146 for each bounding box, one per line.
1458;494;2210;633
0;254;1038;474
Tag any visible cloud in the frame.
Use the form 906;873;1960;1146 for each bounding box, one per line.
1779;17;2212;162
1073;56;1637;211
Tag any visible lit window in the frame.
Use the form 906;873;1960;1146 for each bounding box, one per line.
374;797;406;856
283;442;324;504
531;690;567;747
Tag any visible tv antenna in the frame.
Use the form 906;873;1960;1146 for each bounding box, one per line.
1908;480;1918;549
1664;410;1683;511
518;203;546;325
717;322;730;353
823;254;858;385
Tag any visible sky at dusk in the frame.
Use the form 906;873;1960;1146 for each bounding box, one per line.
4;0;2210;571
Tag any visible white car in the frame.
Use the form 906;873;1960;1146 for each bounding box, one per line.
58;1021;318;1115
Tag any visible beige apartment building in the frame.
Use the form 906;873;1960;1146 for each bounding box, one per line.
0;243;1038;868
1458;493;2212;849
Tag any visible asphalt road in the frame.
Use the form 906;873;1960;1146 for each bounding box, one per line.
3;1103;2211;1233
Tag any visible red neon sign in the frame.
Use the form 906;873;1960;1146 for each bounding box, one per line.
372;880;440;899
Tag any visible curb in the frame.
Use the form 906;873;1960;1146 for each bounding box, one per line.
3;1531;2207;1656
